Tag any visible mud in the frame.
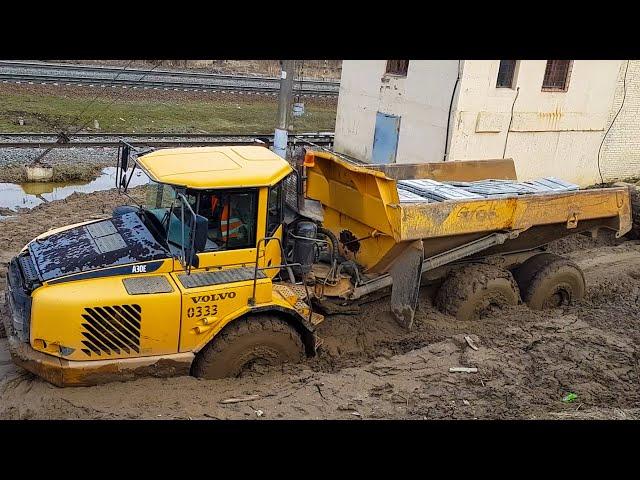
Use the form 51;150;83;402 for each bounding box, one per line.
0;162;106;184
0;189;639;419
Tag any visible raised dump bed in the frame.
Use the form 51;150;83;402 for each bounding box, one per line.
304;150;632;275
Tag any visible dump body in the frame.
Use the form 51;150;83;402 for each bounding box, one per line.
304;150;632;275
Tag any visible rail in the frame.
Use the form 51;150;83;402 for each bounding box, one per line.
0;132;335;149
248;236;313;323
0;61;339;96
0;61;340;86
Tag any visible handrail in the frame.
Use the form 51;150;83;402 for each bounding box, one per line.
248;235;313;323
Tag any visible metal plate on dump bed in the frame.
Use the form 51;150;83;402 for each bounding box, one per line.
123;276;174;295
177;267;266;289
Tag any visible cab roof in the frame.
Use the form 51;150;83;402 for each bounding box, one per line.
136;145;293;189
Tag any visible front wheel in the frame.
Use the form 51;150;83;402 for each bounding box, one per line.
191;315;305;380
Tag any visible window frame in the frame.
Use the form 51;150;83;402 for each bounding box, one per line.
266;182;284;237
385;60;409;77
496;60;518;89
190;188;260;252
541;60;573;92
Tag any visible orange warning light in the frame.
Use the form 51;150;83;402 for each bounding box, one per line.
303;151;315;167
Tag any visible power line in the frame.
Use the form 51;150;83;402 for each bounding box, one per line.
66;59;135;131
30;60;164;165
597;60;630;185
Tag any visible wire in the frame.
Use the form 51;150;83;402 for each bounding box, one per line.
597;60;630;185
443;60;461;161
30;60;164;165
67;59;135;130
502;86;520;159
71;60;164;135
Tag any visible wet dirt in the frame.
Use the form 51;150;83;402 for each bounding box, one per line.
0;190;639;419
0;162;107;184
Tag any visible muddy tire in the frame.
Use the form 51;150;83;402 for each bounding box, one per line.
435;264;520;321
513;253;585;310
191;315;305;380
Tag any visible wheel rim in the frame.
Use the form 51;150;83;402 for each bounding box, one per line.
543;286;571;309
235;346;283;377
474;293;508;320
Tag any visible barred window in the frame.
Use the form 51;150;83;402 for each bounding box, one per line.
496;60;518;88
385;60;409;76
542;60;572;91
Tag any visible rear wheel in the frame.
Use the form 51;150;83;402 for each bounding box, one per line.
191;315;305;380
435;264;520;321
513;253;585;310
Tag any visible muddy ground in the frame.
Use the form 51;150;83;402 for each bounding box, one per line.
0;188;639;420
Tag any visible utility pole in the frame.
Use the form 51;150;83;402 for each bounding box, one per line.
274;60;295;159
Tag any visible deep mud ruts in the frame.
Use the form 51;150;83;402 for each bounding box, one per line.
0;189;639;420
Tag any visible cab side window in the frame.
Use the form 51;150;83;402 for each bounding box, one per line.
197;190;258;251
267;183;283;236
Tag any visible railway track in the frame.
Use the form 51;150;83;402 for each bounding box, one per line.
0;61;340;97
0;132;335;149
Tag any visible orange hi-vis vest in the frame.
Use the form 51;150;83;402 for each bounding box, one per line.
211;197;243;240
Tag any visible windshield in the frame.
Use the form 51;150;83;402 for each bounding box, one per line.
140;180;261;257
142;181;196;253
144;180;177;210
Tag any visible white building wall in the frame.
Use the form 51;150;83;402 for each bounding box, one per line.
334;60;459;163
599;60;640;182
448;60;623;185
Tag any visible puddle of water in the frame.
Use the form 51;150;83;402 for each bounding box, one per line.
0;167;150;212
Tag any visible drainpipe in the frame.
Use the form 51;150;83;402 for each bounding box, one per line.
443;60;463;161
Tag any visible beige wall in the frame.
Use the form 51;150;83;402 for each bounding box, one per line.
449;60;622;185
334;60;459;163
334;60;632;186
599;60;640;182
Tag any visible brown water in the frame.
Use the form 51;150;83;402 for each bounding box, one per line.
0;167;149;214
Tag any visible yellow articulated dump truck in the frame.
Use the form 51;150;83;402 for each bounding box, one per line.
2;143;633;386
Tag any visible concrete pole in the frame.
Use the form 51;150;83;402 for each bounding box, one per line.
274;60;295;159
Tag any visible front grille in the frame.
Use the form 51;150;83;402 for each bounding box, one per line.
283;172;299;210
18;255;39;286
80;304;142;357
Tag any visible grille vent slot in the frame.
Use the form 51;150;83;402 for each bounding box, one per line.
80;304;142;357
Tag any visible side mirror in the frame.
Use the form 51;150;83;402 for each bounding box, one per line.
184;213;208;269
116;142;132;192
193;214;208;253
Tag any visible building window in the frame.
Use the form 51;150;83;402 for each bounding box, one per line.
385;60;409;76
496;60;518;88
542;60;572;91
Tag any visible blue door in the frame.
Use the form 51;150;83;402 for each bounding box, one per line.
372;112;401;164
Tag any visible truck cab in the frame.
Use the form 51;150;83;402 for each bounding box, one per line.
3;145;322;387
